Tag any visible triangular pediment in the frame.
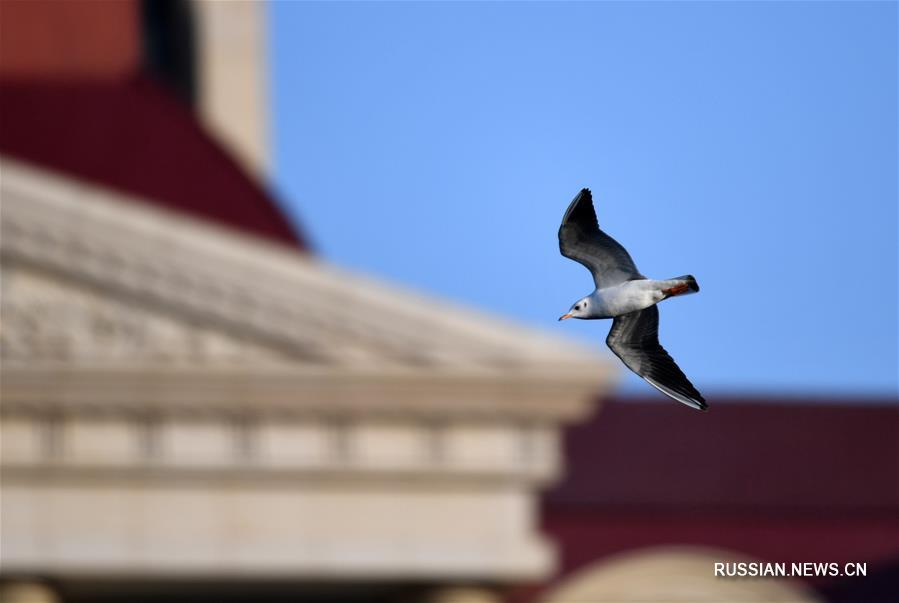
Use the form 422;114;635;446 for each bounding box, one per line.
2;158;609;377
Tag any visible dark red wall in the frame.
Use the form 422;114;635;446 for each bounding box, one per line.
0;0;140;79
528;397;899;601
0;78;306;249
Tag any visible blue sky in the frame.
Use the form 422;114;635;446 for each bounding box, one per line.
269;1;897;397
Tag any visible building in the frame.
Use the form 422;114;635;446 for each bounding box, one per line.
0;156;608;603
0;2;612;602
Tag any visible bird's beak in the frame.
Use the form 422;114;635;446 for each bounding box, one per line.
558;313;572;321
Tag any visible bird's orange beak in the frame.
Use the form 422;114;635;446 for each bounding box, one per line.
558;313;573;321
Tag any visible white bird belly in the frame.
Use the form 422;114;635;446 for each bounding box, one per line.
594;280;663;317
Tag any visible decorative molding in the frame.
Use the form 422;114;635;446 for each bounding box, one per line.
1;367;600;421
1;411;561;484
1;266;294;366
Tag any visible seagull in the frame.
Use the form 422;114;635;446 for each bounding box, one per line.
557;188;707;411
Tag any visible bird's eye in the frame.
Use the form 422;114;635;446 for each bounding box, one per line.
575;305;580;310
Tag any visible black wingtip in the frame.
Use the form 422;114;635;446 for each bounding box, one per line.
562;188;598;230
692;390;708;411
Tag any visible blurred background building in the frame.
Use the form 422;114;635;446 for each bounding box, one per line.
0;2;608;601
1;2;896;603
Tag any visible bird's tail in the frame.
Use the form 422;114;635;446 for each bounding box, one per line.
661;275;699;298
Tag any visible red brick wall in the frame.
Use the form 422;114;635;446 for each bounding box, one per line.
0;0;140;79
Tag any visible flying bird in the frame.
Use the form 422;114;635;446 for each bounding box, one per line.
558;188;706;410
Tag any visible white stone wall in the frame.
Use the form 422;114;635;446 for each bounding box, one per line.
1;411;556;579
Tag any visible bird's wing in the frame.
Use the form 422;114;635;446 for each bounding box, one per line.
558;188;642;288
606;305;707;411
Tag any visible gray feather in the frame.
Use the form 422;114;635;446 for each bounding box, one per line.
558;188;643;288
606;305;707;411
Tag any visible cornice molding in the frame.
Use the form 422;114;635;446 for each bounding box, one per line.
1;367;603;421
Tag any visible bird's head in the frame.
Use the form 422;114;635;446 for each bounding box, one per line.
559;296;591;321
